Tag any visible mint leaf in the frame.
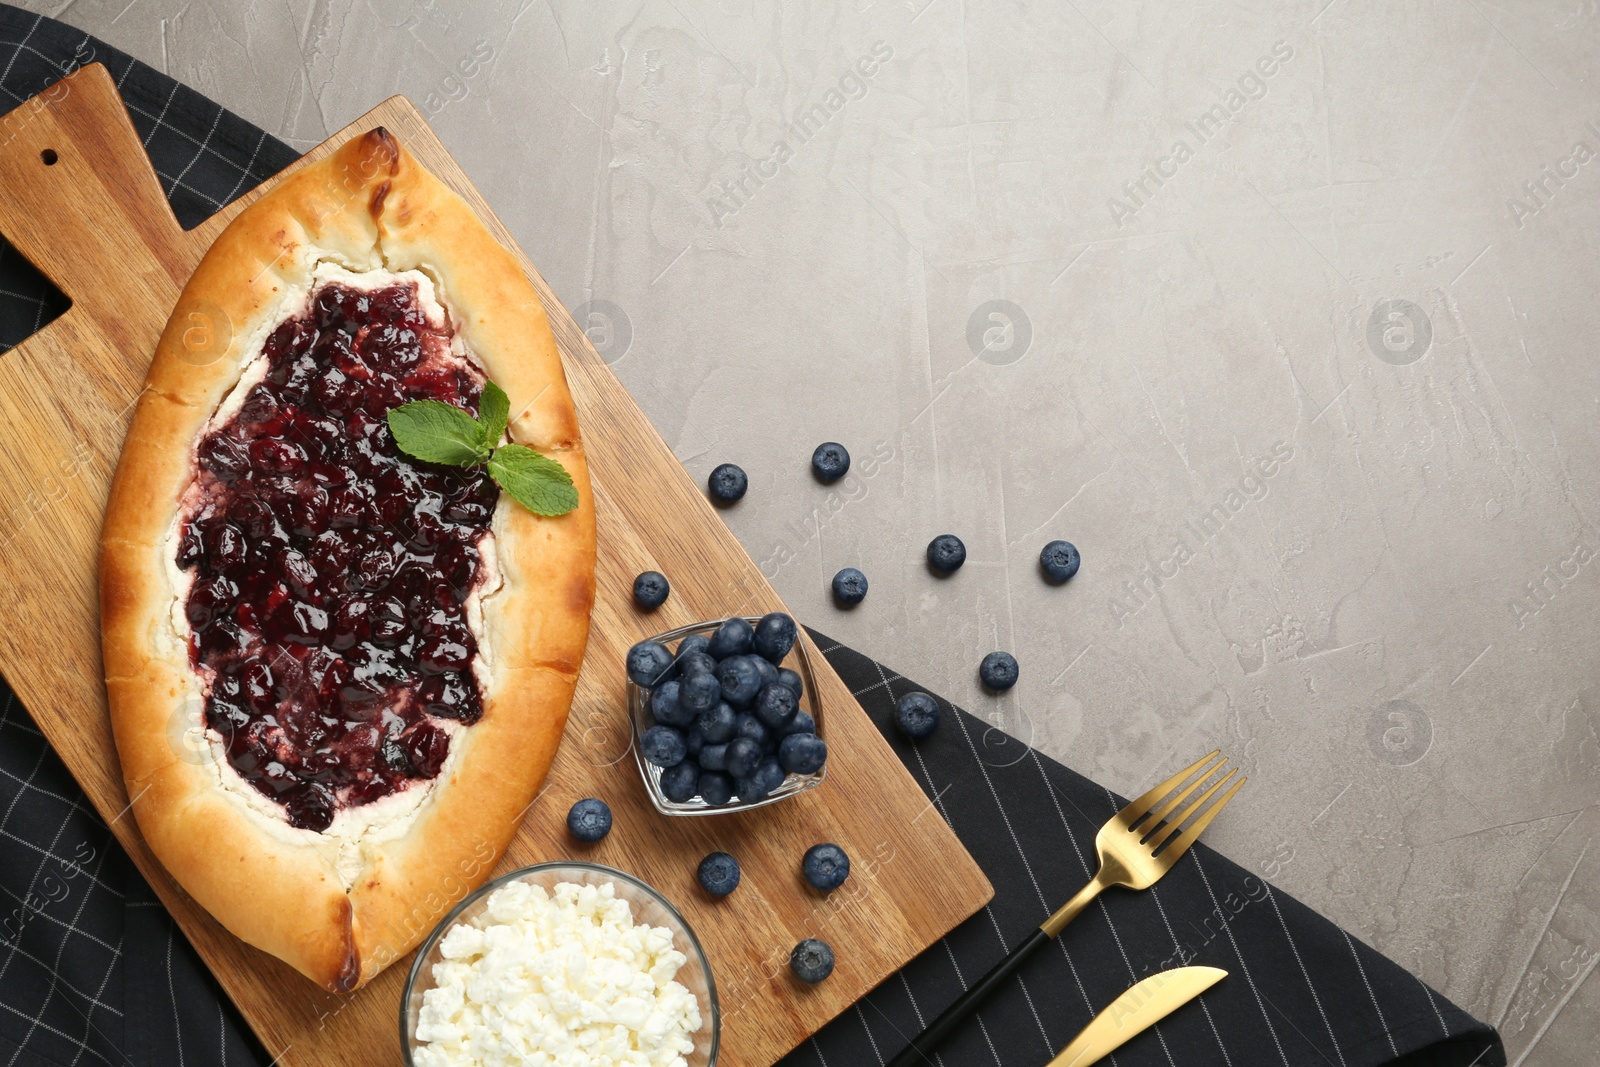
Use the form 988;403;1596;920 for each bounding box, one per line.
387;400;490;467
478;381;509;450
488;444;578;517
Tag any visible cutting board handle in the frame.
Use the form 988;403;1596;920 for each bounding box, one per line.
0;63;193;325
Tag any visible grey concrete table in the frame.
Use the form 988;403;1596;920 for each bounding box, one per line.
20;0;1599;1061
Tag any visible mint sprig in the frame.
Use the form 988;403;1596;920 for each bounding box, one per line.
387;381;578;517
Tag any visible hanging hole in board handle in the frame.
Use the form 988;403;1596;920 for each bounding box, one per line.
40;149;58;166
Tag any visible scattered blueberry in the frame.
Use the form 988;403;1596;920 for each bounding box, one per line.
754;612;798;662
566;798;612;842
927;534;967;574
708;616;755;659
698;742;729;772
708;463;748;504
640;725;688;767
632;570;670;609
696;702;738;744
660;760;700;802
754;683;799;730
979;651;1020;691
895;691;941;740
779;733;827;775
734;713;771;749
678;633;712;658
650;680;696;728
679;671;721;714
790;939;835;984
779;710;817;737
698;851;742;896
697;771;736;807
777;667;804;699
1040;539;1081;583
717;654;763;707
832;567;868;607
811;442;851;483
726;737;764;780
802;843;851;892
626;640;675;687
677;650;719;678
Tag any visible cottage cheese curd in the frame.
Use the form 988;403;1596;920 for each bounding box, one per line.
412;879;704;1067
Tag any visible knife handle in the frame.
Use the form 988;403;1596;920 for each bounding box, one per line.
885;928;1050;1067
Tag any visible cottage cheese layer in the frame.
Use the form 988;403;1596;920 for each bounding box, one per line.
413;880;704;1067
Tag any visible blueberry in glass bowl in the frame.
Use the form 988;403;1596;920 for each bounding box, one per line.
628;615;825;815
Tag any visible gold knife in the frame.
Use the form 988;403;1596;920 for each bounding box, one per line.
1047;966;1227;1067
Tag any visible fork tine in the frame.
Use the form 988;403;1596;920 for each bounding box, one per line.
1151;774;1246;860
1138;755;1228;834
1144;767;1240;853
1124;749;1222;826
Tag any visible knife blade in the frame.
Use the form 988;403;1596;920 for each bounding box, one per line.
1047;966;1227;1067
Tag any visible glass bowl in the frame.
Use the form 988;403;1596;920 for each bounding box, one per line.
400;861;719;1066
629;617;825;816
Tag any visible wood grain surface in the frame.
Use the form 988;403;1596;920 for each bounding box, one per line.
0;64;991;1066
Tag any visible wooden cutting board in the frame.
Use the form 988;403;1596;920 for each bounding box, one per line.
0;64;991;1066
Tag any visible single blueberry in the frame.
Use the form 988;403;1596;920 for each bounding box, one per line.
1039;539;1081;583
927;534;967;574
678;633;712;658
779;710;816;737
777;667;805;699
698;742;729;771
831;567;868;607
811;442;850;483
751;654;780;692
640;725;687;767
979;651;1020;691
734;713;771;750
726;737;764;780
753;612;798;662
754;683;798;730
708;463;748;504
708;616;755;658
626;640;675;687
650;680;696;728
802;843;850;892
696;702;738;744
660;760;700;802
716;654;763;707
679;671;722;715
738;758;786;803
790;939;835;984
697;771;736;807
677;650;719;678
895;691;942;740
632;570;670;609
566;798;612;842
779;733;827;775
698;851;741;895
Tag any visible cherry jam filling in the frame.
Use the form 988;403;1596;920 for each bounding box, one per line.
178;279;498;833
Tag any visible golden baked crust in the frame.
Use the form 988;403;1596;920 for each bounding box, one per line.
99;129;596;992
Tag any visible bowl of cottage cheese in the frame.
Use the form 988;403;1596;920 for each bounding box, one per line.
401;862;718;1066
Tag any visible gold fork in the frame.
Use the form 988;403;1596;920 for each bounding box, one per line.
885;750;1245;1067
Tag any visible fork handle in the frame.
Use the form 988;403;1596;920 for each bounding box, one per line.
885;880;1104;1067
884;928;1051;1067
